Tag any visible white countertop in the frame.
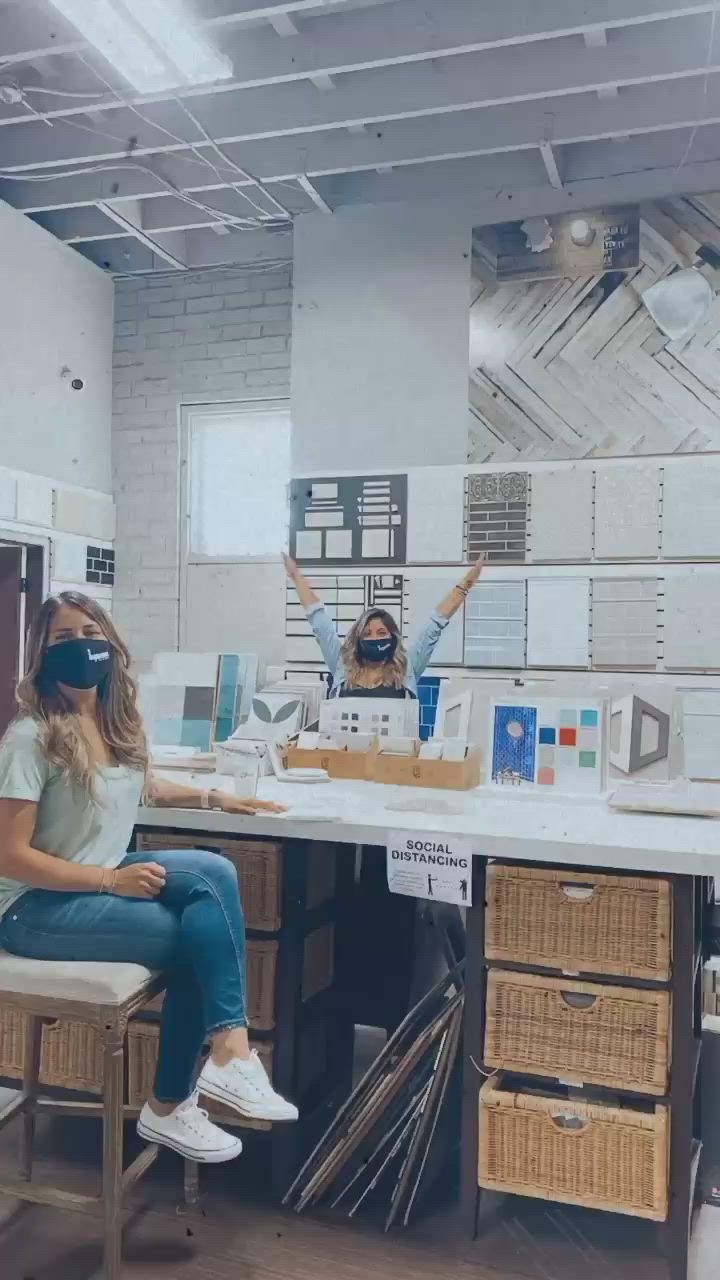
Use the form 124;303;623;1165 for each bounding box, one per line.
137;778;720;877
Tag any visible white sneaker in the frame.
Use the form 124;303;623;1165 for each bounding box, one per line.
198;1050;299;1123
137;1091;244;1163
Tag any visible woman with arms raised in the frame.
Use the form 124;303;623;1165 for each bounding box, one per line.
283;554;485;699
0;592;296;1165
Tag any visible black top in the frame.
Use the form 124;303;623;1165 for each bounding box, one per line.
336;684;415;700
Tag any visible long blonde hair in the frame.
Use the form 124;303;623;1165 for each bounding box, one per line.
340;609;408;689
15;591;148;794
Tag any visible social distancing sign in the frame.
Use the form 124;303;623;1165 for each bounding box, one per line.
386;831;473;906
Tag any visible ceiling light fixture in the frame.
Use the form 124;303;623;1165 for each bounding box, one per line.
47;0;233;93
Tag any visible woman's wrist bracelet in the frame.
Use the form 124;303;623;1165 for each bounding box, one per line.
455;582;470;597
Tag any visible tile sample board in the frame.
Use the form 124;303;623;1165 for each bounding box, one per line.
290;475;407;565
465;472;527;564
285;573;404;665
405;576;464;665
489;697;604;794
54;489;116;541
682;691;720;781
609;690;672;783
591;578;659;668
526;578;590;668
661;459;720;558
406;469;464;563
151;652;219;751
594;464;661;559
0;471;17;520
663;574;720;670
16;475;53;527
464;581;526;668
528;468;594;561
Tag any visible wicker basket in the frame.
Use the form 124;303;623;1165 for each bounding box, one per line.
302;924;335;1003
485;865;671;980
136;939;278;1028
478;1074;669;1221
136;832;282;931
127;1020;273;1129
484;970;670;1094
0;1006;102;1094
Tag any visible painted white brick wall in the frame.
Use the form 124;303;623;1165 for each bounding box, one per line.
111;265;292;668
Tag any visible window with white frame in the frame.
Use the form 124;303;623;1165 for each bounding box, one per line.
186;401;291;559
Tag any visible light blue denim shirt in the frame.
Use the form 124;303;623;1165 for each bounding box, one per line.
306;604;449;697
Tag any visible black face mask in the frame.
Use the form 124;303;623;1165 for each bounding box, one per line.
358;636;397;664
42;638;113;690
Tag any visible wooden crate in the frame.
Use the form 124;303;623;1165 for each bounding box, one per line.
485;865;672;981
0;1006;102;1094
127;1020;273;1129
135;832;283;931
479;1074;669;1221
484;970;670;1095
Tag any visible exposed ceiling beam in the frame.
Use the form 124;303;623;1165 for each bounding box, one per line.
0;1;716;127
296;172;333;211
5;78;720;216
584;27;609;47
96;198;188;268
0;20;715;172
309;72;336;90
268;12;301;36
316;148;720;214
539;140;564;188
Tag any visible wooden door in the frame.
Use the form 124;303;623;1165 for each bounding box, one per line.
0;546;22;737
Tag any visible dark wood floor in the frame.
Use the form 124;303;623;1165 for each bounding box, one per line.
0;1102;716;1280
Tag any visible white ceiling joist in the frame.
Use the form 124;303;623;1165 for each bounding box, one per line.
0;22;716;173
268;12;301;37
96;199;188;268
296;172;333;212
0;0;715;126
5;77;720;216
539;139;564;188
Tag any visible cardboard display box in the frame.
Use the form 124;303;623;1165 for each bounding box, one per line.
285;741;482;791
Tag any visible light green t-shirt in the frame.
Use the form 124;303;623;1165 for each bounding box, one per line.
0;718;144;920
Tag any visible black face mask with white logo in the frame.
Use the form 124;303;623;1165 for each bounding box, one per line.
41;638;113;690
358;636;398;664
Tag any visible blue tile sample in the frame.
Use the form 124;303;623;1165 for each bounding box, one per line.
492;705;537;783
538;726;556;745
417;677;442;740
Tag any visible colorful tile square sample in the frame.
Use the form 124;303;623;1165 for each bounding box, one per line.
488;697;604;794
290;475;407;564
465;472;528;564
214;654;259;741
491;704;537;784
464;581;526;667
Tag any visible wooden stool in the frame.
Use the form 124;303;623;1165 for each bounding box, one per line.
0;951;165;1280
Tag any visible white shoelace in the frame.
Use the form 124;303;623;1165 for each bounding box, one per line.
176;1091;215;1135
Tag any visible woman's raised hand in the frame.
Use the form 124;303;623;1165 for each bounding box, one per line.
462;554;487;590
282;552;298;579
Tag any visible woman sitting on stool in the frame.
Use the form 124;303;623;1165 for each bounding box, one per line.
0;592;295;1166
283;554;485;699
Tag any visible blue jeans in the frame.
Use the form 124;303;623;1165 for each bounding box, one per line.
0;850;247;1104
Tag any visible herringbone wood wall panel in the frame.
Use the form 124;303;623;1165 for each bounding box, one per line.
469;196;720;463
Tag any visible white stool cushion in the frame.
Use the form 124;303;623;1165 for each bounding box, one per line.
0;951;155;1006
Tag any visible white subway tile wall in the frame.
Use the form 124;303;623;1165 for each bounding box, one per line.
112;266;292;667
